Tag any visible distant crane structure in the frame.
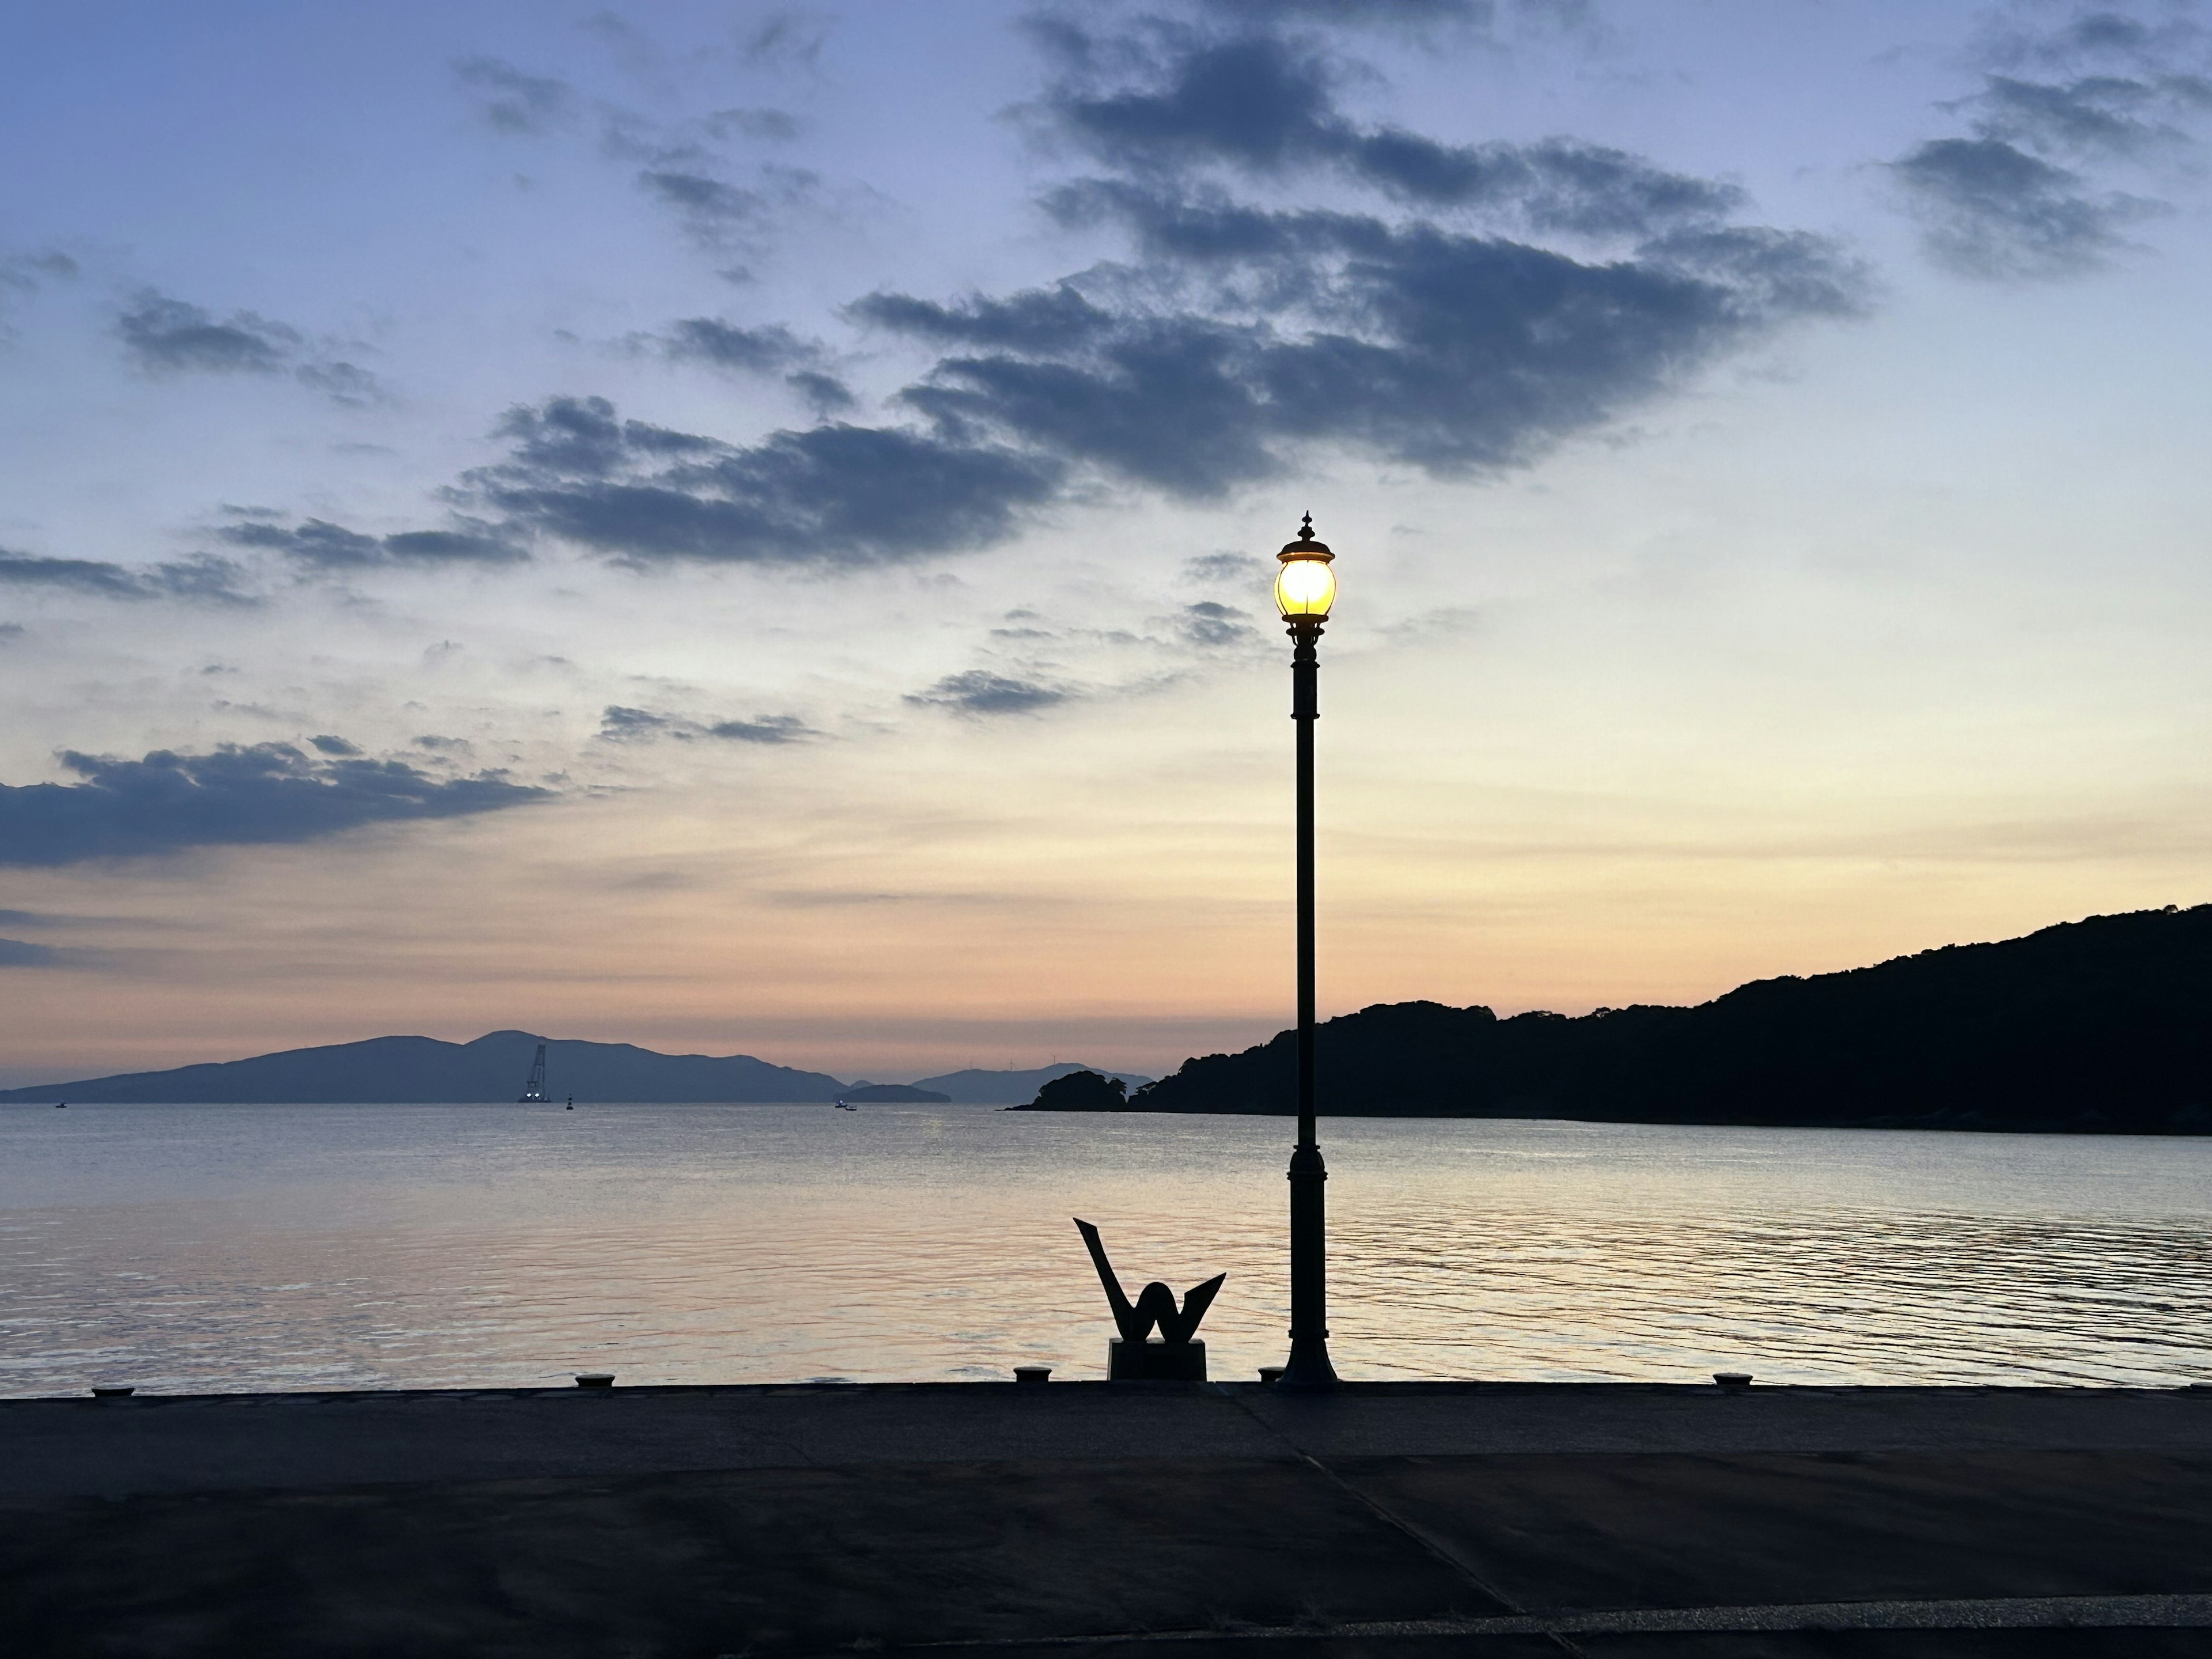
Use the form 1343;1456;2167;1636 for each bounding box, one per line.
518;1043;548;1103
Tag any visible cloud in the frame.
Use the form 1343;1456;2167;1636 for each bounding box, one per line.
1185;550;1266;582
219;517;525;569
453;56;581;134
1889;11;2212;282
904;670;1072;715
1966;74;2195;159
0;937;62;967
461;396;1063;567
165;14;1852;584
597;704;813;743
0;549;255;604
868;187;1858;495
1030;26;1736;234
0;743;550;866
639;170;771;241
1199;0;1492;21
704;107;800;142
741;10;833;70
706;714;811;743
828;21;1862;501
1179;599;1257;646
308;735;362;756
647;317;855;411
658;318;815;373
115;292;386;405
1;250;77;339
597;705;673;741
1891;137;2157;280
118;294;296;374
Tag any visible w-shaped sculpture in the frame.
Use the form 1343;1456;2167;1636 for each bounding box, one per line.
1075;1218;1226;1381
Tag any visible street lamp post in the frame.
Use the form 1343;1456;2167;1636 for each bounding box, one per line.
1275;514;1339;1391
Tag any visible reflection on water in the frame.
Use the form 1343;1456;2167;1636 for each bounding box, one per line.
1;1103;2206;1395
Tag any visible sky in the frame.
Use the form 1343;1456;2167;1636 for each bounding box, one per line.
3;0;2210;1086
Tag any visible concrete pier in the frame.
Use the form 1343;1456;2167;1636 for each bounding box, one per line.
3;1380;2210;1656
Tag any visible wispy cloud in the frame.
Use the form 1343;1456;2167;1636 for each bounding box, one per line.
904;669;1073;716
115;291;387;406
0;548;255;604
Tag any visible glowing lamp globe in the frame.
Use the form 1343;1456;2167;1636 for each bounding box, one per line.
1274;516;1336;622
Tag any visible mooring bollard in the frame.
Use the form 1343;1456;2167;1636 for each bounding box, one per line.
1013;1366;1051;1385
574;1373;614;1390
90;1385;135;1399
1714;1372;1753;1393
1257;1366;1285;1384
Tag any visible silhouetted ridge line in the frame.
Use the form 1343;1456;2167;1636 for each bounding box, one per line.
0;1031;849;1104
1107;905;2212;1134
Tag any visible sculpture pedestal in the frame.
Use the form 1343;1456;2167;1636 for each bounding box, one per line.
1108;1339;1207;1381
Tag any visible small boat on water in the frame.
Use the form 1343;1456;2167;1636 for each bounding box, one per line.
834;1099;857;1111
518;1043;548;1104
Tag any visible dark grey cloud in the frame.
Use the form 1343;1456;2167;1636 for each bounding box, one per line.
866;187;1858;495
219;517;525;569
308;735;362;756
783;370;856;415
598;705;672;741
184;13;1850;585
1891;10;2212;282
0;937;60;967
1179;599;1257;646
649;317;855;411
115;293;385;405
639;170;771;241
599;704;813;743
660;318;814;373
1031;27;1734;235
1200;0;1490;21
1;249;76;297
1892;137;2156;280
0;550;253;604
0;743;550;866
462;396;1063;567
118;294;296;374
453;56;581;134
707;714;810;743
904;670;1071;715
1967;74;2191;158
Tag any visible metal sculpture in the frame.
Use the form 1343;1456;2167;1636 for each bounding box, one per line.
1075;1218;1225;1380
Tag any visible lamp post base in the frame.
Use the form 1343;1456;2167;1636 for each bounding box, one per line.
1281;1142;1338;1389
1274;1341;1338;1391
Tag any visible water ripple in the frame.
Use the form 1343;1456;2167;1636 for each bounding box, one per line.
1;1104;2206;1393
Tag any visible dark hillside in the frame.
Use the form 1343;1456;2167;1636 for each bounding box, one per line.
1126;905;2212;1132
0;1031;847;1104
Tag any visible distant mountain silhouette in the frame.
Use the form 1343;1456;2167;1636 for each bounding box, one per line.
906;1063;1155;1104
842;1083;952;1103
1123;906;2212;1134
0;1031;847;1104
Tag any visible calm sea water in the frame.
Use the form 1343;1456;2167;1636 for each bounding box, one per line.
1;1103;2206;1396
